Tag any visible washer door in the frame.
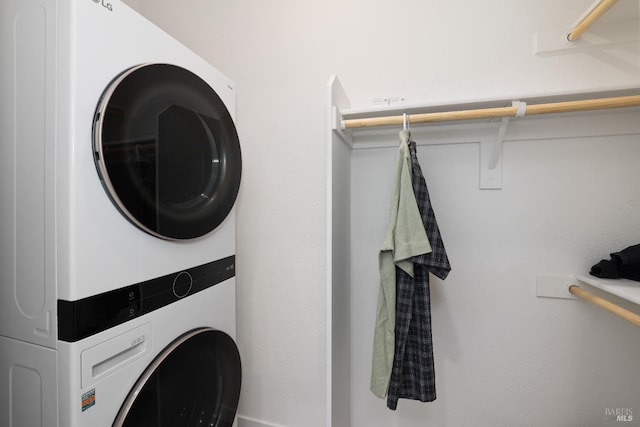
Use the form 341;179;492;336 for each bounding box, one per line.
113;328;241;427
94;63;242;240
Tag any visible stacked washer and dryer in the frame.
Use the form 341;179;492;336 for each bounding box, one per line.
1;1;242;426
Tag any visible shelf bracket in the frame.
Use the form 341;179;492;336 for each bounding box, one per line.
480;101;526;190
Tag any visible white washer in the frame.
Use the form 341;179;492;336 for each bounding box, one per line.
1;278;241;427
0;0;242;425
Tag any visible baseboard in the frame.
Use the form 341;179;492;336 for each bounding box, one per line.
237;414;287;427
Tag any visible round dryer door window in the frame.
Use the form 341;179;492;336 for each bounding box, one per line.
93;63;242;240
113;328;242;427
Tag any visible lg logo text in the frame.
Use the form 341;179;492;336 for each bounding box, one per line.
93;0;113;12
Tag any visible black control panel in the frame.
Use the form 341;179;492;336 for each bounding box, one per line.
58;256;235;342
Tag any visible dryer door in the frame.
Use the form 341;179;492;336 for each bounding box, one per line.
94;64;242;240
113;328;241;427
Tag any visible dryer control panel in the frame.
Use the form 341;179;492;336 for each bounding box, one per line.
57;255;235;342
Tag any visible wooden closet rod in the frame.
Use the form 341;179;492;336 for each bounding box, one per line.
341;94;640;129
569;285;640;328
567;0;619;42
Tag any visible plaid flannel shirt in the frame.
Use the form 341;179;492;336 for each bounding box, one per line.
387;139;451;410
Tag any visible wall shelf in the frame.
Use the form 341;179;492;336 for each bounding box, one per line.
537;273;640;327
576;274;640;306
330;74;640;190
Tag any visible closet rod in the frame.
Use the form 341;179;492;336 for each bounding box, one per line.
341;94;640;129
569;285;640;328
567;0;619;41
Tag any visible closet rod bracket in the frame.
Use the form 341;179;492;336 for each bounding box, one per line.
489;101;526;170
480;101;525;190
332;106;353;147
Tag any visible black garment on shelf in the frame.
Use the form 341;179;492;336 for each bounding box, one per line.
386;139;451;411
590;243;640;282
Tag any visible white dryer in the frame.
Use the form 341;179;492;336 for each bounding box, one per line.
0;0;242;426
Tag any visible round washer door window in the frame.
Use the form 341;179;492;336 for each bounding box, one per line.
94;63;242;240
113;328;242;427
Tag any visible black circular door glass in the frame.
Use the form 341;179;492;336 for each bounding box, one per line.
94;64;242;240
114;329;242;427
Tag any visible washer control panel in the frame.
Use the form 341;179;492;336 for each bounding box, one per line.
58;255;235;342
172;271;193;298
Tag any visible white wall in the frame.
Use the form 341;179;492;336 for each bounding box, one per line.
127;1;640;426
348;112;640;427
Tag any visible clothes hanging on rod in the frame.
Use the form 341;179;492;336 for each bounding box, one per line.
370;130;432;399
386;133;451;410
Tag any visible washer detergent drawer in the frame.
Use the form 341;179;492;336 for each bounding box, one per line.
81;323;152;389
